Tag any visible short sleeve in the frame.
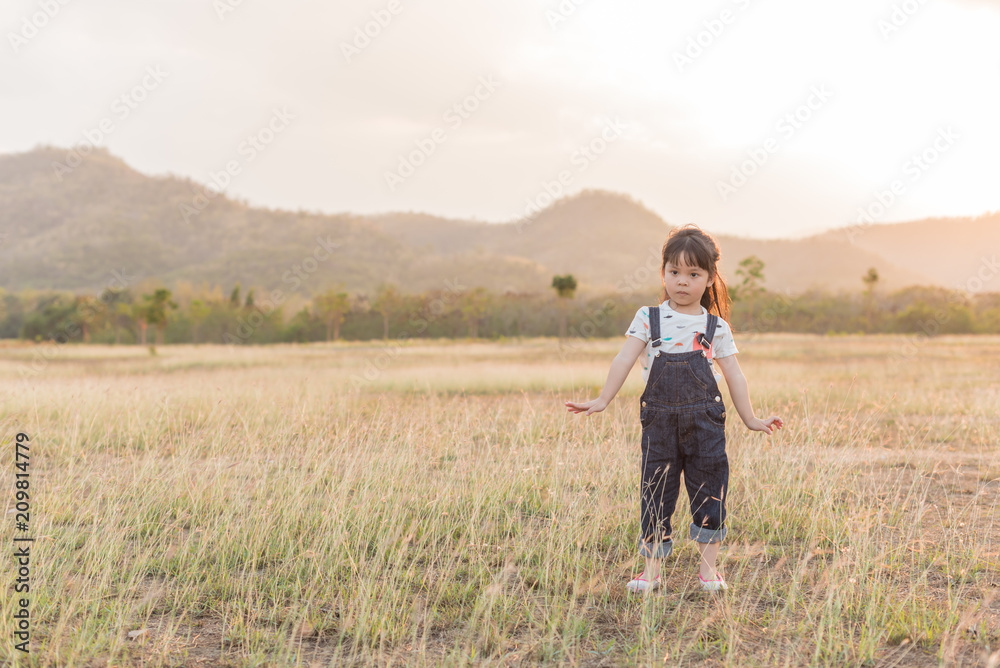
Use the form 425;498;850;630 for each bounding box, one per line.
625;307;650;343
712;318;739;358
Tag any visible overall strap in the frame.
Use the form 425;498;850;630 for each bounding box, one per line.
697;312;719;350
649;306;661;347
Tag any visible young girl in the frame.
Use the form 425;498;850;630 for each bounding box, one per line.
564;225;783;593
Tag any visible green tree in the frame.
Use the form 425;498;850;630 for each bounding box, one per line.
373;283;404;340
459;286;491;338
862;267;879;293
313;288;351;342
189;299;210;344
72;294;101;343
862;267;879;330
141;288;178;347
99;288;132;345
977;307;1000;334
230;283;241;308
551;274;577;298
734;256;766;331
19;294;75;342
551;274;577;339
112;302;133;344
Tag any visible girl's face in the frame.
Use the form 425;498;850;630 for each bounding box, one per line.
661;255;711;310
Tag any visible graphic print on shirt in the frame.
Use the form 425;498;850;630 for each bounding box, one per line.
627;307;672;374
625;303;738;385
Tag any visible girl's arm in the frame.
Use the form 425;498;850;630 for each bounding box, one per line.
714;354;784;435
565;336;647;416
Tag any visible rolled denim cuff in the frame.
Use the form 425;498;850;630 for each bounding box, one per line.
638;537;673;559
689;523;726;544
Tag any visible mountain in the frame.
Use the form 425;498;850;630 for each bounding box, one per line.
814;215;1000;292
0;146;547;296
368;191;674;291
0;146;992;297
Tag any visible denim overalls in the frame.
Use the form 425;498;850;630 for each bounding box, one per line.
637;306;729;559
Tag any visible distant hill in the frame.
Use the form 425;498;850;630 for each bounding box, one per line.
814;216;1000;291
0;146;992;297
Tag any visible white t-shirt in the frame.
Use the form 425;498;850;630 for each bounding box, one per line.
625;301;739;384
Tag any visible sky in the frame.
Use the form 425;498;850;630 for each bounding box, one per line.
4;0;1000;239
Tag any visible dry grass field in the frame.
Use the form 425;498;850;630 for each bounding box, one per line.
1;334;999;667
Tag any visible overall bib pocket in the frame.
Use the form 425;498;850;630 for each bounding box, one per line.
649;361;708;405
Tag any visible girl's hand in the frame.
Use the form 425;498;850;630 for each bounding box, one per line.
564;398;608;416
746;416;783;435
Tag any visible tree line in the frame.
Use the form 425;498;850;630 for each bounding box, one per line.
1;260;998;346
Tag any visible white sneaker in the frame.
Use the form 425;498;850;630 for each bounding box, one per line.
626;571;661;593
699;573;728;591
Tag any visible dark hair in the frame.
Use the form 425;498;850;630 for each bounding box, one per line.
659;224;731;321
